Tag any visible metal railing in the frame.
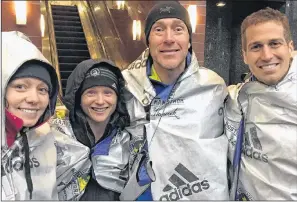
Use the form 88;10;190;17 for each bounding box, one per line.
43;0;63;100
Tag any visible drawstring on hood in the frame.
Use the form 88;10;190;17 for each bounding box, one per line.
21;130;33;199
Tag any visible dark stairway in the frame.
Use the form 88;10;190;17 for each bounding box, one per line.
51;5;90;96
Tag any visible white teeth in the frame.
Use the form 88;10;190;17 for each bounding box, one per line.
262;64;277;70
92;108;106;112
21;109;37;113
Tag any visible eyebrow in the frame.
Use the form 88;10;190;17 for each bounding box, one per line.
270;38;285;42
11;78;48;87
247;41;261;49
153;19;186;27
248;38;285;48
9;78;29;84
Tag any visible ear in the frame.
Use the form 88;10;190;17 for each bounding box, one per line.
242;49;248;65
288;40;294;52
188;42;191;49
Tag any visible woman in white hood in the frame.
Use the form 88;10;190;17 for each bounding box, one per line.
1;31;91;200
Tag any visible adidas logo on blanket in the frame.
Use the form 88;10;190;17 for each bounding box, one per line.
159;163;210;200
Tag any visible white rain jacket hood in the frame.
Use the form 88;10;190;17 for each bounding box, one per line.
121;49;229;200
1;31;91;200
225;56;297;200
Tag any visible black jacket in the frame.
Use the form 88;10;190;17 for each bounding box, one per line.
63;59;130;201
80;178;120;201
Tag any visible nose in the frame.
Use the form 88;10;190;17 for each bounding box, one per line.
164;29;174;44
25;89;39;104
95;93;104;105
260;45;274;61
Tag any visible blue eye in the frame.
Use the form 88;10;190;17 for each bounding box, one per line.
87;90;96;95
155;27;163;32
175;27;183;32
82;90;96;97
14;84;26;90
104;90;113;95
270;41;281;48
250;44;261;51
39;87;49;94
16;85;23;89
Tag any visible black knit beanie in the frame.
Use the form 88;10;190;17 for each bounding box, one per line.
145;1;192;46
9;61;52;95
80;65;119;95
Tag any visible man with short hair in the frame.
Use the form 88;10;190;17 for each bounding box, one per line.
225;7;296;200
121;1;229;200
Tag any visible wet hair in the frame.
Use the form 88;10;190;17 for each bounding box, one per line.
4;98;9;108
241;7;292;51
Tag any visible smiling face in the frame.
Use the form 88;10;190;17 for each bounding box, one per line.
148;18;190;73
242;21;294;85
6;77;50;127
81;86;117;124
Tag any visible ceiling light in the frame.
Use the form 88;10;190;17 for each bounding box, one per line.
216;1;226;7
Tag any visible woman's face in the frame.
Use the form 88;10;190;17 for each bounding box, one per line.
6;77;50;127
81;86;117;124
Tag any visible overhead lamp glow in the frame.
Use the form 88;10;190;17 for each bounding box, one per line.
216;1;226;7
14;1;27;25
79;5;86;12
116;1;125;10
187;5;197;33
40;14;45;37
132;20;141;41
94;6;101;11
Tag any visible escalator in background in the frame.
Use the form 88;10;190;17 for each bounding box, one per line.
42;1;150;98
51;5;90;95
